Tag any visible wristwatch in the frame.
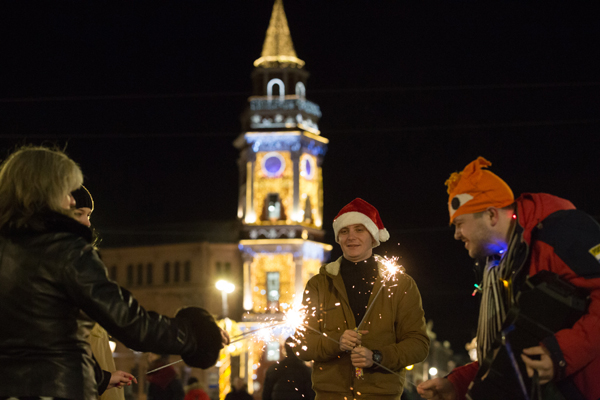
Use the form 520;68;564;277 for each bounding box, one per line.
372;350;383;364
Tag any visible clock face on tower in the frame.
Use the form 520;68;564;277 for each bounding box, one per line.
261;152;286;177
300;154;315;180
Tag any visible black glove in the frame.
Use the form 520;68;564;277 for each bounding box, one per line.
175;307;223;369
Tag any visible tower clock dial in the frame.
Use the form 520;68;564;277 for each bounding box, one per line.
262;152;286;177
300;154;315;180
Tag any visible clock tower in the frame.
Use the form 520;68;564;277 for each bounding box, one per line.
234;0;331;317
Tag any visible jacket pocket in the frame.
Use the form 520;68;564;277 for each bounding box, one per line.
322;303;348;333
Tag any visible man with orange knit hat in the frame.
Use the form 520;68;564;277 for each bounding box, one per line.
297;198;429;400
418;157;600;400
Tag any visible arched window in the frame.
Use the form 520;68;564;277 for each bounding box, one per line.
295;82;306;98
304;196;312;223
262;192;285;221
267;78;285;99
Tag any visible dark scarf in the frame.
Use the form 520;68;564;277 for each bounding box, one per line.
340;255;379;327
2;209;93;243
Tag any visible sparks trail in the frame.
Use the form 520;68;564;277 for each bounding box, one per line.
374;255;405;283
229;322;287;344
352;256;404;377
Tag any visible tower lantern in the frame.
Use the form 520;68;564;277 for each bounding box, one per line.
234;0;331;318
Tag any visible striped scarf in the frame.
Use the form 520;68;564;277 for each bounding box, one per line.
476;228;521;362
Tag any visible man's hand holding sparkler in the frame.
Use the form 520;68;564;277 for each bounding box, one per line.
339;329;368;351
350;346;374;368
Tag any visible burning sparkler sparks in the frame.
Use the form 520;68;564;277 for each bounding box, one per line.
227;303;309;348
374;255;405;283
150;257;408;386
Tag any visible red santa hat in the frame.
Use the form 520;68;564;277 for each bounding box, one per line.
332;198;390;247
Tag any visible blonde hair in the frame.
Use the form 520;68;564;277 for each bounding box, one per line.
0;146;83;229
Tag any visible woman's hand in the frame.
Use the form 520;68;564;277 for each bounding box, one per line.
220;328;230;347
108;371;137;390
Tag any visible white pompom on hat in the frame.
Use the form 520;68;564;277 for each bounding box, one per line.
332;198;390;247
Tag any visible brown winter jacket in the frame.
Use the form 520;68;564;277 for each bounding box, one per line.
297;256;430;400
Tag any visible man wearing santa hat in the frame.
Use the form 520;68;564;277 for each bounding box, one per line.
417;157;600;400
297;198;429;400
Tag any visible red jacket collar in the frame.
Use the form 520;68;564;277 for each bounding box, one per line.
516;193;576;244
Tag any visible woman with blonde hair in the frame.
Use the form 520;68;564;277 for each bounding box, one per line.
0;147;228;400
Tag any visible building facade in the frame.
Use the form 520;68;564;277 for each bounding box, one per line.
102;240;243;400
101;1;330;399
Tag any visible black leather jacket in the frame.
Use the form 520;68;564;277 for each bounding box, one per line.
0;212;220;400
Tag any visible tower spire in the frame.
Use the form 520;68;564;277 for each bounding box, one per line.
254;0;305;68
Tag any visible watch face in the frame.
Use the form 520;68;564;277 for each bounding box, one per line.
373;351;382;363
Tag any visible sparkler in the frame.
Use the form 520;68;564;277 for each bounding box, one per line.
146;359;184;375
353;255;405;378
302;324;411;381
358;255;405;330
147;304;309;377
145;324;283;376
228;322;286;344
149;259;407;379
148;293;416;389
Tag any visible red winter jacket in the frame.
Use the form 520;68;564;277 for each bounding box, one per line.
448;193;600;400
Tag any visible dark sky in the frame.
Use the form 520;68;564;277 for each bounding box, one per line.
1;1;599;352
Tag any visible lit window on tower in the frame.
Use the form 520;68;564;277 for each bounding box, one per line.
267;78;285;99
266;193;282;221
295;82;306;98
300;154;315;180
266;271;280;312
266;340;281;362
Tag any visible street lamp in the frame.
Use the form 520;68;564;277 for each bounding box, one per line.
215;279;235;318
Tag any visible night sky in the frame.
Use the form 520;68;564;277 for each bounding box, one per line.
1;1;599;353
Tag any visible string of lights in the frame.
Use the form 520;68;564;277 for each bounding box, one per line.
1;81;599;103
1;118;598;140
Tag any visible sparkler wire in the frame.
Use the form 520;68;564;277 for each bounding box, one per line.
302;324;414;382
144;320;416;387
357;282;385;330
146;359;184;375
228;321;287;344
145;323;286;375
358;255;404;331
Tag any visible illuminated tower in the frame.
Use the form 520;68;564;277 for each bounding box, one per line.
234;0;331;317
